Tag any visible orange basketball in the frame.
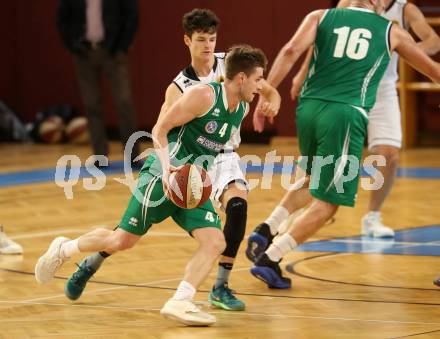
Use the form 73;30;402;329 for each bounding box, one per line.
38;116;64;143
167;164;212;209
65;117;90;144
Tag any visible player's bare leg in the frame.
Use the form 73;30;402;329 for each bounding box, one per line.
251;199;338;288
35;228;139;284
246;169;312;262
161;227;225;326
209;182;247;311
362;145;398;238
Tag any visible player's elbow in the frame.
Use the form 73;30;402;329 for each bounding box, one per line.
152;124;159;139
152;124;165;142
282;43;300;61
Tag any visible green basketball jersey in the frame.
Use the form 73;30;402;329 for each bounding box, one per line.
146;82;248;174
301;8;392;110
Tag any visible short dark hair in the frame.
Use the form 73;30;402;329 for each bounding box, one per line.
182;9;220;37
225;45;268;80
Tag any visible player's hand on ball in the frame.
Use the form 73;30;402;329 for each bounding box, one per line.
162;165;179;196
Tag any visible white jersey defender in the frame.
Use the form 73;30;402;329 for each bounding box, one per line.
173;52;249;207
368;0;408;149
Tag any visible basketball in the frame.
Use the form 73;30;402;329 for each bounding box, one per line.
38;116;65;143
65;116;90;144
167;164;212;209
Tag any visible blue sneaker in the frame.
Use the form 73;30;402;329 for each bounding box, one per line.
250;254;291;289
246;223;275;263
208;283;245;311
64;259;96;300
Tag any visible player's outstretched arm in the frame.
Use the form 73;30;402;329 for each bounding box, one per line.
290;47;313;101
405;3;440;56
266;10;324;88
152;85;215;179
391;24;440;83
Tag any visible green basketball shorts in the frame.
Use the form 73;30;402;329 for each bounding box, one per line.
119;169;221;236
296;98;368;207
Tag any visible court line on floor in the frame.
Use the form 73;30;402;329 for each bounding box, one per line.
21;265;253;303
0;299;439;327
330;239;440;247
3;261;440;307
390;329;440;339
286;252;440;292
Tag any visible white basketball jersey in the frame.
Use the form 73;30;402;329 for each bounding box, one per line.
172;52;244;150
382;0;408;83
173;52;226;93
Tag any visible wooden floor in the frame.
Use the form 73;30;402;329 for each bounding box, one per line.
1;142;440;338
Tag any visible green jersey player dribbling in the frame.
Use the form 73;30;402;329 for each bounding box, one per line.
35;45;277;326
63;9;280;311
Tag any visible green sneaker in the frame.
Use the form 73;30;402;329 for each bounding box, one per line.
64;259;96;300
208;283;245;311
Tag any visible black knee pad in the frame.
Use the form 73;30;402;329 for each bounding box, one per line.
222;197;247;258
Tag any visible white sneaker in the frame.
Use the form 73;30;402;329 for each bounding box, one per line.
35;237;70;284
361;213;395;238
160;299;216;326
0;226;23;254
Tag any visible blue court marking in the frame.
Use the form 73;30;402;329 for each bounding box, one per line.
297;225;440;256
0;161;440;188
0;162;128;187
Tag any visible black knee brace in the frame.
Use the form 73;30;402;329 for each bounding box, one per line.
222;197;247;258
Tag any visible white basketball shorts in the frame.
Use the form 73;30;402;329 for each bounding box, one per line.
368;81;402;150
208;151;248;208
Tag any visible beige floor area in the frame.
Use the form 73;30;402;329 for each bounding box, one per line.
0;142;439;338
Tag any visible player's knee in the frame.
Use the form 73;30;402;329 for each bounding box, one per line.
374;146;399;168
384;150;399;169
107;233;137;252
312;200;338;221
322;202;339;220
222;197;247;258
210;235;227;256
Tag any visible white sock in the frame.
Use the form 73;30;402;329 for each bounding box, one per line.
265;206;289;235
172;281;196;301
366;211;381;218
61;239;80;258
266;233;297;262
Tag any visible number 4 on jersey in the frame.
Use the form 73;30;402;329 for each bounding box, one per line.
218;123;228;138
333;27;372;60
